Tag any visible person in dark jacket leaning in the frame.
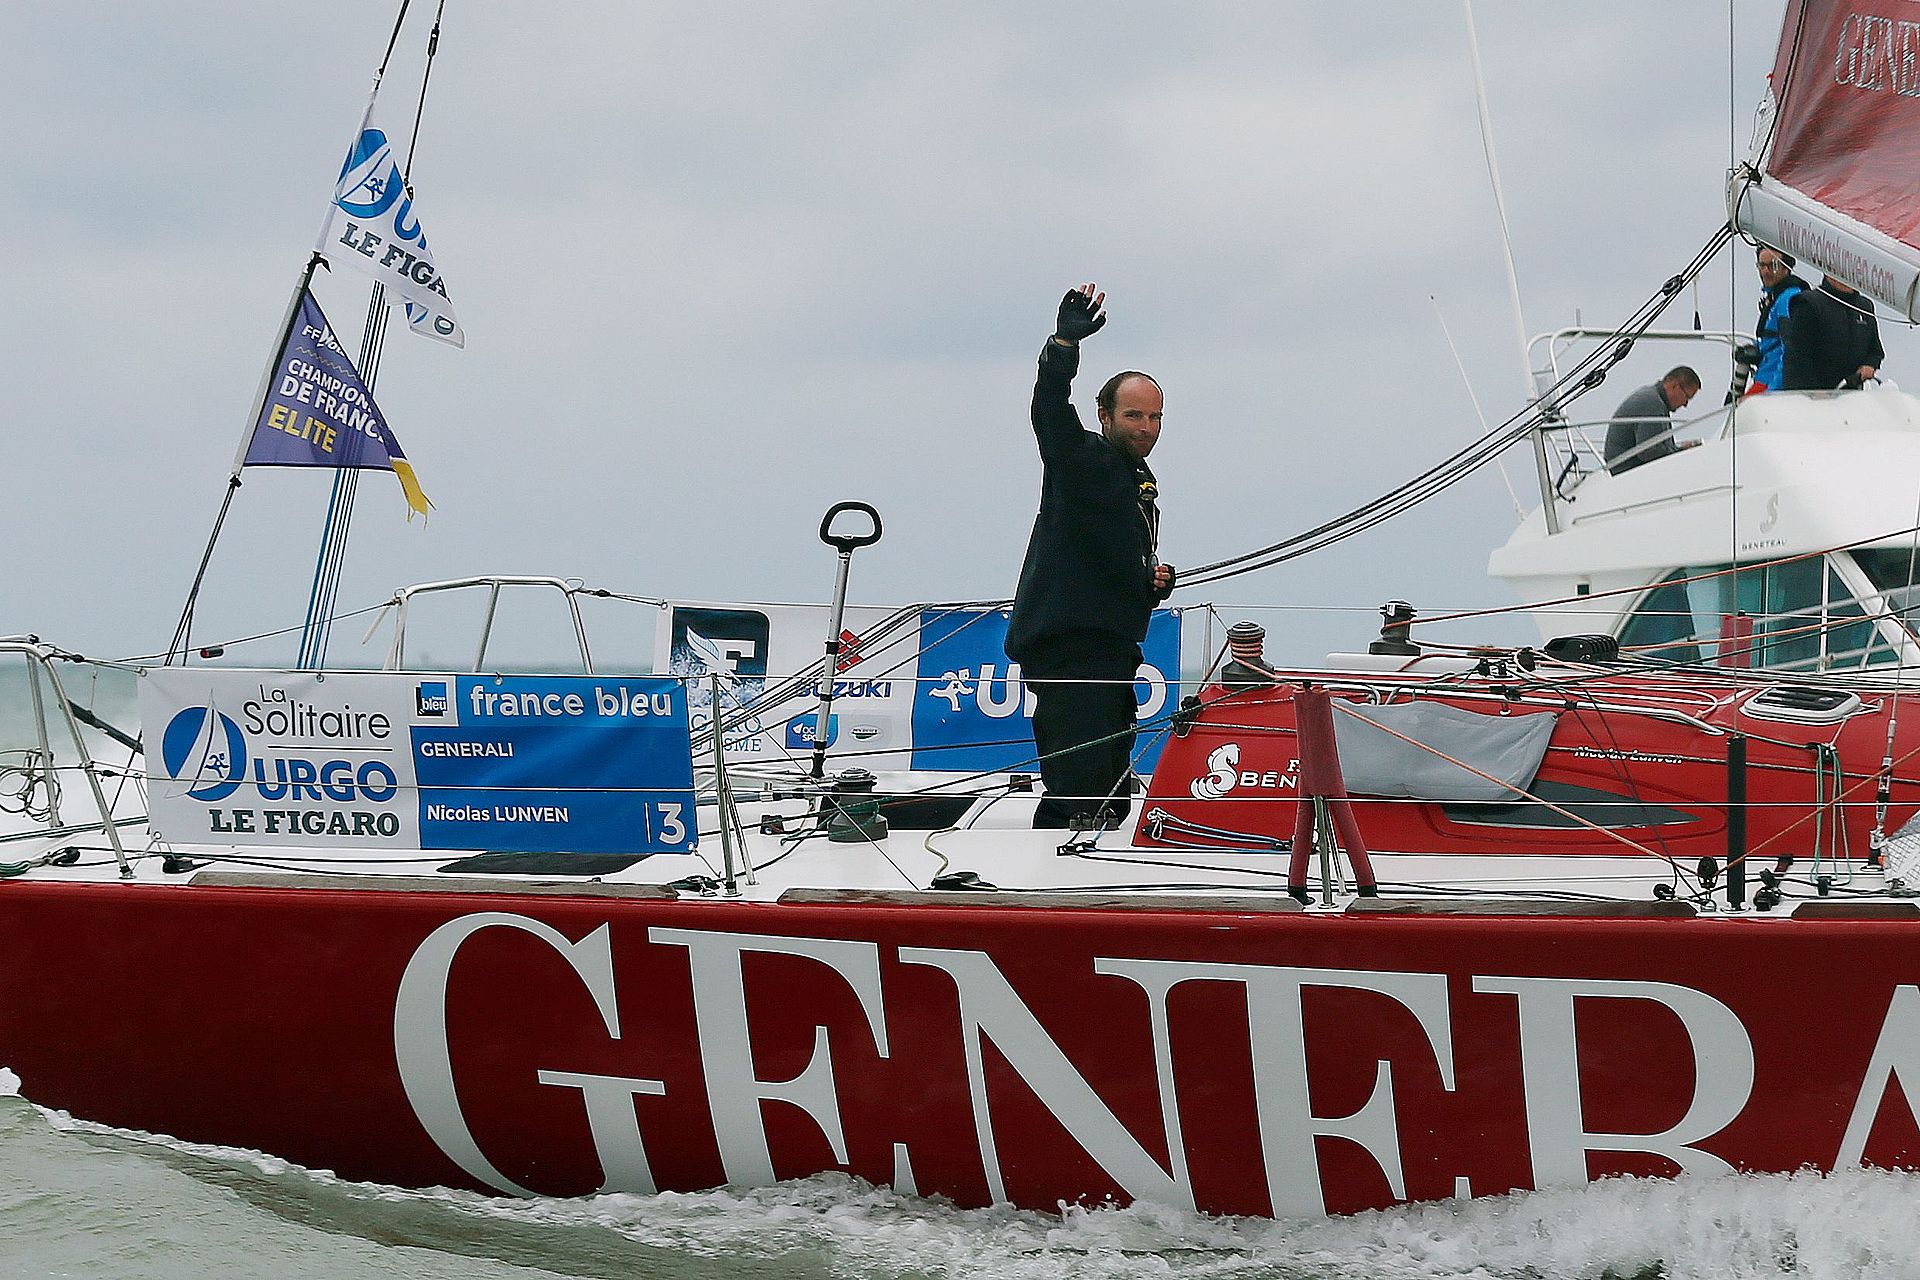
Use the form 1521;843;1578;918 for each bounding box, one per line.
1780;275;1884;390
1007;284;1174;830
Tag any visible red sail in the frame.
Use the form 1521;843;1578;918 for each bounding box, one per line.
1732;0;1920;319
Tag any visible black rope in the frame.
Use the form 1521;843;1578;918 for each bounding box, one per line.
374;0;415;77
406;2;448;166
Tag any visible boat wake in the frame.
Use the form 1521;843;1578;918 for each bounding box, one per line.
1;1069;1910;1280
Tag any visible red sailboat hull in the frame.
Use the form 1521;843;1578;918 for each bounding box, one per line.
4;879;1920;1218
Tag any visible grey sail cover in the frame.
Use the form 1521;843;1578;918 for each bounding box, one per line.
1329;700;1557;802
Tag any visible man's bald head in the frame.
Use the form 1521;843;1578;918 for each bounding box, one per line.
1096;372;1164;459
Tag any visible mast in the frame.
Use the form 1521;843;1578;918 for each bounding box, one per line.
298;0;446;669
1460;0;1558;535
167;0;443;668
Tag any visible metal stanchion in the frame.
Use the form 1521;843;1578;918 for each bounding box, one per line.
710;673;739;897
807;502;882;779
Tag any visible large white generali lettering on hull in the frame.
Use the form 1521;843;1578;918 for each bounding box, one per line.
390;915;1805;1215
140;669;696;855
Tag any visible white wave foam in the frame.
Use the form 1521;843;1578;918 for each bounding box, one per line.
0;1067;19;1097
401;1167;1920;1280
25;1105;1920;1280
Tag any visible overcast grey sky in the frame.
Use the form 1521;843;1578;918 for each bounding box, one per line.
3;2;1866;667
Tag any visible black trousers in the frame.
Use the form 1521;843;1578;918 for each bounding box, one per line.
1021;632;1141;829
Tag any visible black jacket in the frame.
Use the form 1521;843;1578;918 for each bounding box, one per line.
1780;281;1885;390
1006;340;1159;662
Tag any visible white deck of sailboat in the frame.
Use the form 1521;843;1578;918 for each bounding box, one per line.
3;791;1901;919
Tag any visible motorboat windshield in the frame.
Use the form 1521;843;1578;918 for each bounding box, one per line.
1615;554;1909;671
1852;546;1920;642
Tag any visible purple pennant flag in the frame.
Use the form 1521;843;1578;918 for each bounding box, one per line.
243;290;430;516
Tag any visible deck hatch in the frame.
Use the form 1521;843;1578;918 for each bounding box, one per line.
1739;685;1863;725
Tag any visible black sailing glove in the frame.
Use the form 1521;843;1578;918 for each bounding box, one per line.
1054;289;1107;343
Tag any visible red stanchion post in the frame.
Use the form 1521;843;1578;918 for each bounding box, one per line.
1287;686;1378;901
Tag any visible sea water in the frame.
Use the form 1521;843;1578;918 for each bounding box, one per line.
0;1071;1914;1280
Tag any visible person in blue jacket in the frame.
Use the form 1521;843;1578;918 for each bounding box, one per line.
1748;246;1810;395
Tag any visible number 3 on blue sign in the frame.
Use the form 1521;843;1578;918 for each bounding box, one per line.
657;802;687;846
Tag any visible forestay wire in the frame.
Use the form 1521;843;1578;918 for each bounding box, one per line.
1180;223;1737;589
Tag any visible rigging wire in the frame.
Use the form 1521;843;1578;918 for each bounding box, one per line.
1178;226;1736;589
1432;293;1527;517
375;0;415;75
1723;0;1745;749
122;602;393;666
1460;0;1535;405
1869;479;1920;858
1724;0;1809;246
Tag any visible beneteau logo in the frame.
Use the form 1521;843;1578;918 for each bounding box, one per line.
1191;743;1241;798
1189;743;1295;799
160;706;248;802
1743;494;1786;551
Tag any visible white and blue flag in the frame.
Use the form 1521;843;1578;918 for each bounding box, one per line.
317;125;465;348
